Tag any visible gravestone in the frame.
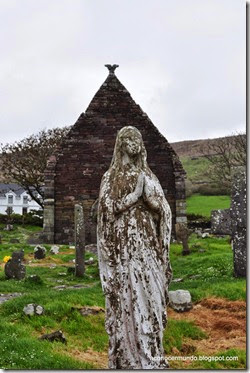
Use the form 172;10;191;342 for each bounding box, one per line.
231;167;246;277
175;223;190;255
211;208;231;235
169;290;192;312
4;251;26;280
50;245;60;255
23;303;44;316
34;245;46;259
74;204;85;277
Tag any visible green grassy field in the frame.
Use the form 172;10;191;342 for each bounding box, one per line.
181;156;211;183
0;219;246;369
186;194;231;217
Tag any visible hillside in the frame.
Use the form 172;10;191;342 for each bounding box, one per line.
170;135;236;158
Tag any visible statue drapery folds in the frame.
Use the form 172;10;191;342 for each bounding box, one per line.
97;126;172;369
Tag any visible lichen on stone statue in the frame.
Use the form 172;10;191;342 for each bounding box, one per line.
97;126;172;369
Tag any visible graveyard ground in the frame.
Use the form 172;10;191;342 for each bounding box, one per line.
0;220;246;369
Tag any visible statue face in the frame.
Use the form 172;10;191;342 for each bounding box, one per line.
120;131;142;156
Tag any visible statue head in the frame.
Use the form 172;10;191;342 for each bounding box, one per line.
110;126;148;170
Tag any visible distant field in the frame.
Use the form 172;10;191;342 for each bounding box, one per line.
181;156;211;183
187;194;231;217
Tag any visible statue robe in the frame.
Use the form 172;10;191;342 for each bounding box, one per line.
97;166;172;369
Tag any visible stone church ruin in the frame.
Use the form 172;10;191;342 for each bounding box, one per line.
42;65;186;245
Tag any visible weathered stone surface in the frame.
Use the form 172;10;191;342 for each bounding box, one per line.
98;126;172;369
42;67;186;245
231;167;246;277
50;245;60;255
85;257;94;265
85;244;97;255
23;303;44;316
175;222;190;255
72;306;105;316
172;278;184;283
34;245;46;259
0;292;22;305
211;209;231;235
4;224;13;231
169;290;192;312
74;204;85;277
4;251;26;280
53;283;93;291
39;330;66;344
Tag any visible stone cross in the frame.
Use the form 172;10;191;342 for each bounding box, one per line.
74;204;85;277
175;222;190;255
211;208;231;235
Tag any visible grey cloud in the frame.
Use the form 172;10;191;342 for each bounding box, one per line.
0;0;246;144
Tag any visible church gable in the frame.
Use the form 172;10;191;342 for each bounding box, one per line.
43;66;186;245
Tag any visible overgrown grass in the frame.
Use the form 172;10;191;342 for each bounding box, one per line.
0;224;246;369
0;321;95;369
186;194;231;217
169;235;246;302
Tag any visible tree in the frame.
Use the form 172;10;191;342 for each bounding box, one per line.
201;133;246;192
0;127;70;208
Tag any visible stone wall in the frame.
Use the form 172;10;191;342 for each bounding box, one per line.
43;71;186;244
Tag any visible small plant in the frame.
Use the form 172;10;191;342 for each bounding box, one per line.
3;255;11;263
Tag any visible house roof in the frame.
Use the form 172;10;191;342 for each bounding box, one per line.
0;183;42;198
0;183;26;197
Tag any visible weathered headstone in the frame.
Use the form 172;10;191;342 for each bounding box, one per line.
4;251;26;280
0;292;22;305
169;290;192;312
4;224;13;231
211;208;231;235
74;204;85;277
231;167;246;277
175;223;190;255
98;126;172;369
23;303;44;316
211;167;246;277
50;245;60;255
34;245;46;259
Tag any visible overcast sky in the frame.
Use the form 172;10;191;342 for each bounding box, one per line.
0;0;246;144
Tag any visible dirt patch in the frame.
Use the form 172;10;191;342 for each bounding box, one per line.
64;348;108;369
168;297;246;354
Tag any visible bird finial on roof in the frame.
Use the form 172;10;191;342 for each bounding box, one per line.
105;64;119;75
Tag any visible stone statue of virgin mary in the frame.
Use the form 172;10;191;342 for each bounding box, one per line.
97;126;172;369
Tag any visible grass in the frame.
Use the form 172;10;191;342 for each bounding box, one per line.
0;223;246;369
186;194;231;217
163;319;207;354
169;235;246;302
181;156;211;183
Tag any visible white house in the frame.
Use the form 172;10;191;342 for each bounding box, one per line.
0;183;42;215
